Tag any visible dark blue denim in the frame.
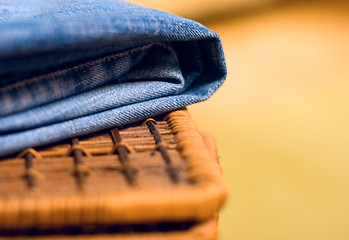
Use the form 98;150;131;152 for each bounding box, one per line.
0;0;226;156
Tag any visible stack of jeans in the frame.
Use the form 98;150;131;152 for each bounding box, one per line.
0;0;226;156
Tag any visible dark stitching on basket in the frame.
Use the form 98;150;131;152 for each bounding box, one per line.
0;42;172;93
110;128;137;185
70;138;90;190
144;119;180;184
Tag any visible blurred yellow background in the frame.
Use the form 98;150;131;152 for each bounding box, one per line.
130;1;349;239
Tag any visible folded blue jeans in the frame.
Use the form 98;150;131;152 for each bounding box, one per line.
0;0;226;156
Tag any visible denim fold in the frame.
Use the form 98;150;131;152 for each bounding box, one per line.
0;0;226;156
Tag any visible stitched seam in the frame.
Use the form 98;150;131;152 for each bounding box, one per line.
0;42;172;92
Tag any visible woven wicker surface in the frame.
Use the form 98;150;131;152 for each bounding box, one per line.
0;108;227;239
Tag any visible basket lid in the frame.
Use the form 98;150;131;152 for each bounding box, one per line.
0;109;228;231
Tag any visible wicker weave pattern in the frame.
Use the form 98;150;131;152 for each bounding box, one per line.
0;109;228;234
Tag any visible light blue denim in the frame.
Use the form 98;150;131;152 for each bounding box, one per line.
0;0;226;156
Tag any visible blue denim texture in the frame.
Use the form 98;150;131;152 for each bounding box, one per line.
0;0;226;156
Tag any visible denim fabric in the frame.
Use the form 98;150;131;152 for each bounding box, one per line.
0;0;226;156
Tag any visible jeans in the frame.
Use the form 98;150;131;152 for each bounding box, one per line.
0;0;226;156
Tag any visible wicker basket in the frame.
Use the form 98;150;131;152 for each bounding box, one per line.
0;108;228;239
